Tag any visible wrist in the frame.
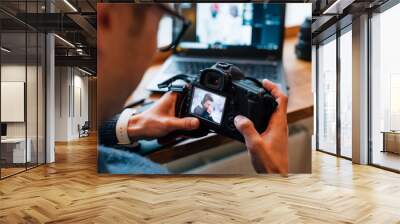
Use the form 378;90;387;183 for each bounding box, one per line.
127;113;145;141
115;108;137;145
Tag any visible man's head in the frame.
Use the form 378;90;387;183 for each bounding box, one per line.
201;94;214;110
229;5;239;18
98;4;164;79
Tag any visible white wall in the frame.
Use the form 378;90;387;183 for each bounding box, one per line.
1;65;40;138
55;67;70;141
55;67;89;141
1;65;26;139
1;63;46;163
71;73;89;138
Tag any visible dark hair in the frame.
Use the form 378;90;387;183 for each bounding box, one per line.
201;93;214;105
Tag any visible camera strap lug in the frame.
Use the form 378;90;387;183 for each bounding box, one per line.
169;85;187;93
157;74;193;88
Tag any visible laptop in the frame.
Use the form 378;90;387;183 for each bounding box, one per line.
147;3;287;93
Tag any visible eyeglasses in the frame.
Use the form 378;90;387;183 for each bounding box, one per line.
157;4;191;52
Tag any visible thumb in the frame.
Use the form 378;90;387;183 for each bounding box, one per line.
234;115;261;145
167;117;200;131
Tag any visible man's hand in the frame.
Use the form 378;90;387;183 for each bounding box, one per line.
127;92;200;140
234;79;288;175
207;106;213;114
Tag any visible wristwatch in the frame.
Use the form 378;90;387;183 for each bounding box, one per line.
115;108;138;145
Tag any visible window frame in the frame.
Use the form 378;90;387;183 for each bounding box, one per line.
315;19;353;160
367;0;400;173
0;0;47;180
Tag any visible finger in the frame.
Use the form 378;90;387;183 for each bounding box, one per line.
262;79;288;111
167;117;200;131
157;92;178;114
262;79;282;97
262;79;288;102
234;115;262;147
160;91;177;104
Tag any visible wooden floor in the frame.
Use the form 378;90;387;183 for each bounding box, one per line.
372;151;400;171
1;163;45;178
1;167;26;178
1;135;400;223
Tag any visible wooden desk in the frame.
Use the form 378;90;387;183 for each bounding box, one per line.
1;138;32;165
381;131;400;154
128;37;312;163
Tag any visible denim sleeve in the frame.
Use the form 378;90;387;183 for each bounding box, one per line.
97;145;170;174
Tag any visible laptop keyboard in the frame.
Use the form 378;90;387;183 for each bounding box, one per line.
165;61;278;81
165;62;215;75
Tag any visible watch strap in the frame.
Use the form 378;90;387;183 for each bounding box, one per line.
116;108;137;145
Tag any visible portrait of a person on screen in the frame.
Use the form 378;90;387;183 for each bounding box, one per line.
193;93;215;123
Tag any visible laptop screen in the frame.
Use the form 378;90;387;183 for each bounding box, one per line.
173;3;285;58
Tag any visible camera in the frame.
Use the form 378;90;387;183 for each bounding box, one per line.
158;62;277;142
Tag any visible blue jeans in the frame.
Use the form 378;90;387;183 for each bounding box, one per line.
97;145;170;174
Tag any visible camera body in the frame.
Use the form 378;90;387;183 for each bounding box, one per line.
160;62;277;142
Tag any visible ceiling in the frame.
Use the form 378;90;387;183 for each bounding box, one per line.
311;0;392;43
0;0;97;73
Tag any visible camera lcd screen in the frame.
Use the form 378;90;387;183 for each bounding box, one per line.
190;87;226;125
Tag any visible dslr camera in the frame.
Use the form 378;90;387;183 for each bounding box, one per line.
158;62;277;142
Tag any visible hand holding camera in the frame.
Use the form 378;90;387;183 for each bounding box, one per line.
126;92;200;141
127;62;288;174
234;79;288;174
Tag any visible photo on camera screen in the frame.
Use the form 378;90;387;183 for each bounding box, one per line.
190;87;226;124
